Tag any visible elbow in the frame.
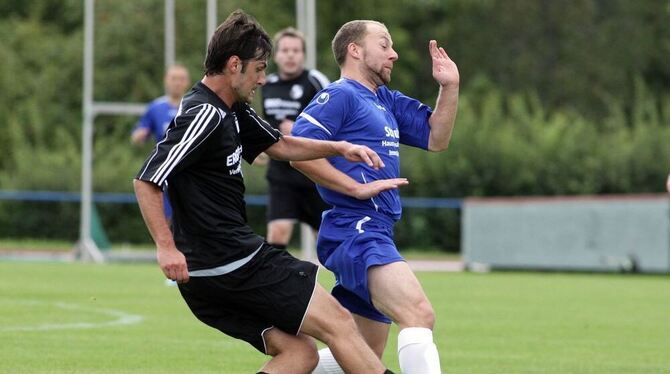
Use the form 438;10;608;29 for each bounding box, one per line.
428;142;450;152
427;131;453;152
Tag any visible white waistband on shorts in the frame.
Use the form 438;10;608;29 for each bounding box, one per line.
188;244;263;277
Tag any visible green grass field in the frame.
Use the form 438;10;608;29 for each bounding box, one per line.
1;262;669;373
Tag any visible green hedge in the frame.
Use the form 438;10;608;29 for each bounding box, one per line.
2;1;669;251
2;86;668;251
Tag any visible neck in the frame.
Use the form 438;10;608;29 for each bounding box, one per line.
278;68;304;81
201;75;236;108
340;65;377;92
167;94;181;106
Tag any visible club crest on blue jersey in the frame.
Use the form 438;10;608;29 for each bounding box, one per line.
316;92;330;105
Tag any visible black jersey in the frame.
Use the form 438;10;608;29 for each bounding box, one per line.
261;69;329;187
136;82;281;271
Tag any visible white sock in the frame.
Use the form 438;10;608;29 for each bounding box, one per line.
398;327;441;374
312;348;344;374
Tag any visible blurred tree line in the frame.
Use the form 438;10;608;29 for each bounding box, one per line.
0;0;668;251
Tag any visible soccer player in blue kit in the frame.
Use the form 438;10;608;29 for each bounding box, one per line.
292;20;459;374
132;64;191;220
131;64;191;145
134;11;395;374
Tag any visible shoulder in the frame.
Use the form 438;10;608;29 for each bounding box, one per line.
310;79;355;107
377;86;411;105
326;79;357;95
151;96;169;104
306;69;330;89
376;85;396;99
145;96;169;111
177;101;226;128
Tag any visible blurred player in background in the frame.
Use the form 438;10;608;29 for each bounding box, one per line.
131;64;191;145
131;63;190;220
292;20;460;374
260;27;331;251
134;10;394;374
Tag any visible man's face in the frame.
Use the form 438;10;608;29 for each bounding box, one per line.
232;59;268;103
274;36;305;78
359;24;398;86
164;66;190;98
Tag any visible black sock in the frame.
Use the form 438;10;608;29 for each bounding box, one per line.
269;243;287;250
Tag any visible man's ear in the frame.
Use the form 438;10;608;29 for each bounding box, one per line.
227;55;241;73
347;43;361;60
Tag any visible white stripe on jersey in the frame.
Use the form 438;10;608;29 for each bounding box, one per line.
245;108;279;140
149;104;214;183
307;69;330;90
148;104;219;185
298;112;332;136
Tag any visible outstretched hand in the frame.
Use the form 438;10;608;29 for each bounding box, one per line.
340;142;385;169
352;178;409;200
429;40;459;88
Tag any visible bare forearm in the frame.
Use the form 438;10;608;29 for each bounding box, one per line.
292;159;359;196
293;159;409;200
266;136;345;161
131;128;149;146
428;85;459;152
133;179;174;249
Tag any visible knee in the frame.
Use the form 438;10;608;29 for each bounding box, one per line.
416;300;436;328
417;299;436;328
297;341;319;370
399;298;435;329
321;304;358;343
268;222;292;242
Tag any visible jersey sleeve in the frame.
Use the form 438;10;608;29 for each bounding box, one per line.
135;103;222;187
291;85;350;141
235;103;282;164
135;104;156;131
391;90;432;150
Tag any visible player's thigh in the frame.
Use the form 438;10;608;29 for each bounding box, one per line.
368;261;433;325
299;283;356;342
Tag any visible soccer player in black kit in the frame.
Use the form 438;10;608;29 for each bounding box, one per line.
133;10;394;374
261;27;331;250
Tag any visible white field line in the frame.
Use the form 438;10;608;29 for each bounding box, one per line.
0;300;143;332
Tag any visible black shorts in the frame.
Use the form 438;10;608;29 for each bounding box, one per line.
267;184;330;230
178;244;319;353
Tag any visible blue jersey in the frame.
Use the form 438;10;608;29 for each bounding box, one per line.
135;96;179;219
292;78;432;221
135;96;179;142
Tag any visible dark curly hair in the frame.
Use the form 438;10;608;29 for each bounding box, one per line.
204;10;272;76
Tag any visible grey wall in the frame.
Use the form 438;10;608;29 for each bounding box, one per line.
462;195;670;273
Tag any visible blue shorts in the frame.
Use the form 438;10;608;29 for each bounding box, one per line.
317;208;404;324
